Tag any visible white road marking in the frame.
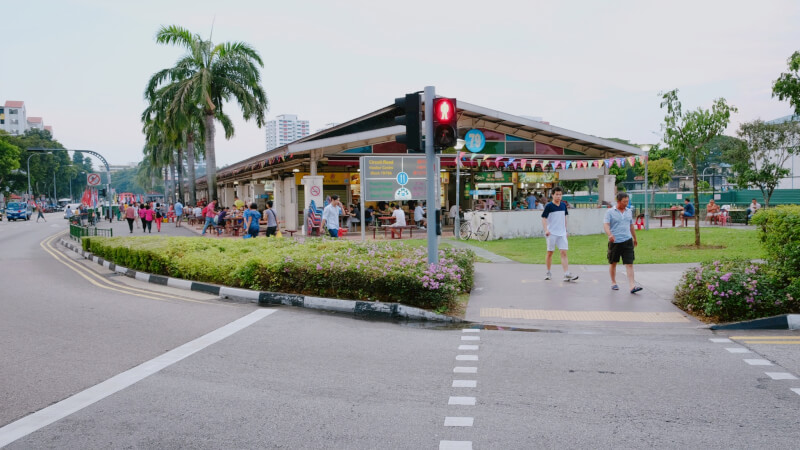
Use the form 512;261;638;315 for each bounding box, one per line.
448;396;476;406
452;380;477;388
444;417;474;427
461;336;480;341
791;388;800;396
765;372;798;380
458;345;479;351
462;329;480;333
710;338;733;343
0;309;276;448
456;355;478;361
440;440;473;450
454;367;477;374
725;347;752;353
744;359;773;366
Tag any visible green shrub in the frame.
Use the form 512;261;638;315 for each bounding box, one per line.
82;236;475;310
674;259;799;321
750;205;800;281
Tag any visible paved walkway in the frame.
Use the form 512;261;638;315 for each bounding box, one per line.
444;239;701;330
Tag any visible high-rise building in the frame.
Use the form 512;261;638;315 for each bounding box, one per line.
0;100;53;136
265;114;310;151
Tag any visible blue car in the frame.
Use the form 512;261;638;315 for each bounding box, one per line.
6;202;32;221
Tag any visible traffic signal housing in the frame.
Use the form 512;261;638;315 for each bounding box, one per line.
432;97;457;150
99;188;106;197
394;93;422;152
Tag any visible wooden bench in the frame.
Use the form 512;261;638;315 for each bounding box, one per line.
372;225;417;239
653;215;670;227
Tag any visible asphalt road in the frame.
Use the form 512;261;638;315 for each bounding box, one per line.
2;213;799;449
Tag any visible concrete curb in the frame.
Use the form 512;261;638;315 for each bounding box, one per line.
710;314;800;330
59;239;462;323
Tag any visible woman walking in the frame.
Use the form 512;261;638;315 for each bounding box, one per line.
139;203;147;232
154;203;163;232
124;203;137;233
143;204;154;233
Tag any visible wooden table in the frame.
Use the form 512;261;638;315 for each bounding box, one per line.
376;216;396;227
668;207;683;227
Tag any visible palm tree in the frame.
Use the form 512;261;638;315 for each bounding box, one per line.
146;25;268;203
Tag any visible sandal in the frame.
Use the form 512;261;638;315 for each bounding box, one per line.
631;286;643;294
611;284;619;290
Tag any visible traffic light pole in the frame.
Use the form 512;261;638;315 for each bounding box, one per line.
424;86;438;265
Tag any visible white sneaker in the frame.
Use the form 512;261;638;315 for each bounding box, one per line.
419;226;426;230
545;271;552;280
564;272;579;282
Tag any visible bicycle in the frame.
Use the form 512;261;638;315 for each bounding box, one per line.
459;210;492;241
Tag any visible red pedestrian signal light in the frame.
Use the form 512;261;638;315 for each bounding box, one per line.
432;97;457;150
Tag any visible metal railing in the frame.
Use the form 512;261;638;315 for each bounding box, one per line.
69;223;113;241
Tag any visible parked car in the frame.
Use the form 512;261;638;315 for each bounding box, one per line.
6;202;32;221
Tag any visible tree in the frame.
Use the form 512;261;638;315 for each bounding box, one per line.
647;158;674;192
147;25;268;203
0;138;21;194
660;89;736;246
559;180;586;195
727;120;800;208
772;51;800;116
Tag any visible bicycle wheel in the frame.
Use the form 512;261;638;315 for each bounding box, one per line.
459;222;472;240
476;223;491;241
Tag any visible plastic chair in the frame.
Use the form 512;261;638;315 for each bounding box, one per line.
634;214;645;230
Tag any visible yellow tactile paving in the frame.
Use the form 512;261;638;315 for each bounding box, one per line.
479;308;690;323
730;336;800;345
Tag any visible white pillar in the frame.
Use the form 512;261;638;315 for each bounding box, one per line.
301;175;324;235
598;175;616;206
283;177;298;231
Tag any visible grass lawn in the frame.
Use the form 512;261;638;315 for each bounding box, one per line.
460;227;765;265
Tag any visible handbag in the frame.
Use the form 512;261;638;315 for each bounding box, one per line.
276;230;282;238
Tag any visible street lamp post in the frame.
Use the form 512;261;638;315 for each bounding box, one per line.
640;145;651;230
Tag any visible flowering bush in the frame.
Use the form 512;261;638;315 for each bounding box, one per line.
674;259;799;321
82;236;474;311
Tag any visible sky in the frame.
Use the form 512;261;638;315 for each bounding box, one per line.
2;0;798;168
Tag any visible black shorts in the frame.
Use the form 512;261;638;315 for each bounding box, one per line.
608;239;635;265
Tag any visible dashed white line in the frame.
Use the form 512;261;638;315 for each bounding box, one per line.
440;440;473;450
454;366;478;374
444;417;474;427
710;338;733;343
744;359;773;366
456;355;479;361
462;329;480;333
452;380;477;388
461;336;480;341
791;388;800;396
458;345;479;351
448;396;476;406
765;372;798;380
725;347;752;353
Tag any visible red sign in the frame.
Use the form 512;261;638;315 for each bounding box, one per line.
87;173;101;186
310;185;321;196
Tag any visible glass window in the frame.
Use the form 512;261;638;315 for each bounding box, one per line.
505;134;532;142
506;142;535;154
535;143;563;155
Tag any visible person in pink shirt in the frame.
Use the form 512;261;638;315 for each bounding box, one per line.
138;203;147;231
201;200;218;236
142;204;155;233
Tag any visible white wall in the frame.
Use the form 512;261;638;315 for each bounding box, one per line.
466;209;608;240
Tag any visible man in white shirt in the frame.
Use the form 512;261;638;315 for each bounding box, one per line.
414;202;427;229
390;204;406;227
321;194;341;238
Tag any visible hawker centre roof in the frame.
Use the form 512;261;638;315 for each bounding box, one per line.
200;97;644;185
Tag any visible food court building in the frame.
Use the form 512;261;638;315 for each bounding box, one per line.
195;97;643;236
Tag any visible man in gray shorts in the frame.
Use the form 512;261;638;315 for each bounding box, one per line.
603;192;642;294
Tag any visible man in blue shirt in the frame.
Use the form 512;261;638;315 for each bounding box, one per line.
321;194;341;238
541;187;578;282
526;192;537;210
603;192;642;293
681;198;695;227
243;203;262;238
174;200;184;227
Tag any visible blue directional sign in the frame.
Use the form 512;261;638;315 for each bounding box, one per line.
396;171;409;186
464;129;486;153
